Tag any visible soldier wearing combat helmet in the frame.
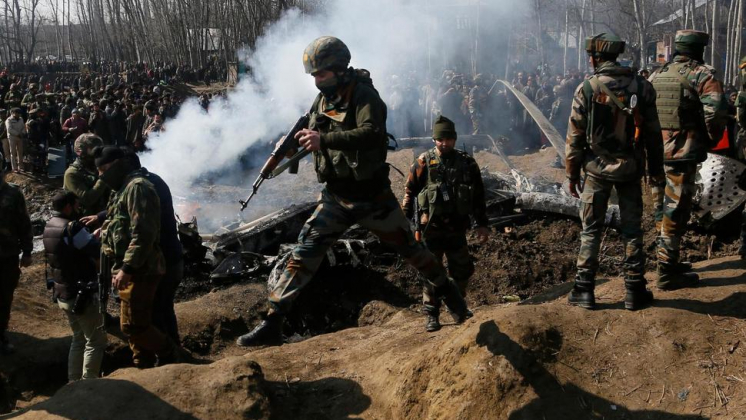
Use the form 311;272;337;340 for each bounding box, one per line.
649;30;728;289
566;33;664;310
236;36;471;347
63;133;110;216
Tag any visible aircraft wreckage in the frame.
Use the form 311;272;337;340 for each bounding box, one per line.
202;80;746;280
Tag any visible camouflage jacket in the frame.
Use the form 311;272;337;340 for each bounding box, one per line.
0;180;33;258
566;61;664;182
735;63;746;133
309;69;391;200
468;86;487;114
402;148;488;230
650;55;728;163
4;90;21;107
101;170;164;276
63;159;110;216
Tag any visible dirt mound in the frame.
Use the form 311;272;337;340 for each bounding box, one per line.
9;356;270;420
241;255;746;419
8;256;746;419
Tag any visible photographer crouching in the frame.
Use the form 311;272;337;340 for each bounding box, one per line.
43;191;107;381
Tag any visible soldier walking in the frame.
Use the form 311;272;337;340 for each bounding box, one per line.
649;30;728;289
402;115;489;331
236;37;471;347
566;33;664;310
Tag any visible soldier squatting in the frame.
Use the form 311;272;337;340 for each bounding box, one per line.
0;30;741;381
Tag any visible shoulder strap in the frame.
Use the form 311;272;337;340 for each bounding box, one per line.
588;75;632;115
677;66;699;98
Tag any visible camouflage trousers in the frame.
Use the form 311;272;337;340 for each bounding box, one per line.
655;163;698;267
269;188;451;313
576;176;645;289
119;273;174;368
421;227;474;307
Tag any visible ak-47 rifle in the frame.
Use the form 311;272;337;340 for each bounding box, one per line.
98;248;111;328
239;113;311;211
412;197;422;243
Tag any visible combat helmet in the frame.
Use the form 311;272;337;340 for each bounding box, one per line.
675;30;709;48
303;36;351;74
585;33;625;56
74;133;103;155
674;30;709;60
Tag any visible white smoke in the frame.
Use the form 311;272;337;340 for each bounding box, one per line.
140;0;529;230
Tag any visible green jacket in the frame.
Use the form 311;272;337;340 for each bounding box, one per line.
101;170;164;276
650;55;728;163
63;159;110;216
310;69;390;199
566;61;664;182
0;180;33;258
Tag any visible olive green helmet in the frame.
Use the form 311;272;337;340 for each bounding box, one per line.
585;33;625;56
675;30;710;48
74;133;103;155
302;36;351;74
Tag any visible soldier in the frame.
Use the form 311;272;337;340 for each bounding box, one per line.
25;109;46;174
649;30;728;288
64;134;109;217
4;84;22;110
566;33;664;310
736;57;746;162
468;74;488;135
236;36;471;347
402;115;489;331
43;191;107;381
736;57;746;257
94;146;189;367
21;83;38;109
0;151;33;353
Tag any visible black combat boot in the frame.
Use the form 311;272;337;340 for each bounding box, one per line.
423;304;441;332
236;312;284;347
657;263;699;290
567;273;595;309
670;261;693;273
624;276;654;311
438;279;472;324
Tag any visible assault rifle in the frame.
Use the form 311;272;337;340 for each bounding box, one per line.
412;198;422;243
239;113;311;211
98;249;111;327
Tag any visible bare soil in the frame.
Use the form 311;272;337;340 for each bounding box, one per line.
2;147;746;418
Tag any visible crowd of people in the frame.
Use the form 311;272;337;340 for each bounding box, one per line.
0;61;224;176
1;27;745;388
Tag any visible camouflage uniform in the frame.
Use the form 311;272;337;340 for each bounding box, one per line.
649;31;728;285
566;34;664;308
402;129;488;312
269;71;457;312
238;37;469;346
468;75;488;135
736;57;746;161
0;178;32;341
738;58;746;256
100;159;171;368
